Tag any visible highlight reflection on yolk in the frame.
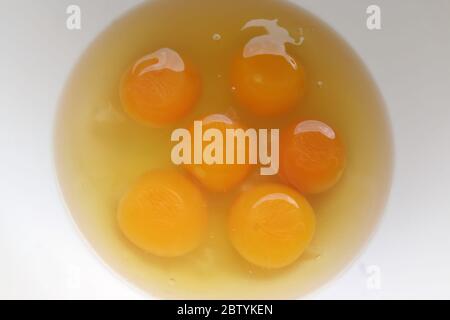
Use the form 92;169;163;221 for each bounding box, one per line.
184;114;253;192
230;19;305;117
120;48;201;126
280;120;346;194
228;183;316;269
117;169;208;257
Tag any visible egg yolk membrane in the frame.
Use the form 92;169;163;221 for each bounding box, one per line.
117;169;208;257
231;19;306;117
182;114;253;192
228;183;316;269
120;48;201;127
280;120;346;194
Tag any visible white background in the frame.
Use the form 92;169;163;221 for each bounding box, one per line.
0;0;449;299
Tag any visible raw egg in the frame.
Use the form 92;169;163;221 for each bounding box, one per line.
230;19;306;117
184;114;253;192
280;120;346;194
120;48;201;126
117;169;208;257
228;183;316;269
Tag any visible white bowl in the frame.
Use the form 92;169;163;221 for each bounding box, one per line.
1;0;450;299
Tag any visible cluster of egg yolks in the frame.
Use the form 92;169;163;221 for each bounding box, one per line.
117;44;345;268
117;169;208;257
184;114;253;192
120;48;201;127
229;183;316;269
230;53;306;117
280;120;346;194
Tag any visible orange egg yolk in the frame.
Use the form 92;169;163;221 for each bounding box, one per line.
117;169;208;257
184;114;253;192
228;183;316;269
230;53;306;117
280;120;346;194
120;48;201;126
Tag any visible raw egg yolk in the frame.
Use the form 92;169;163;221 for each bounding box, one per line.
120;48;201;126
184;114;252;192
117;169;208;257
280;120;346;194
230;53;306;117
228;183;316;269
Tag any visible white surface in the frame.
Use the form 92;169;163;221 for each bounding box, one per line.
0;0;449;299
